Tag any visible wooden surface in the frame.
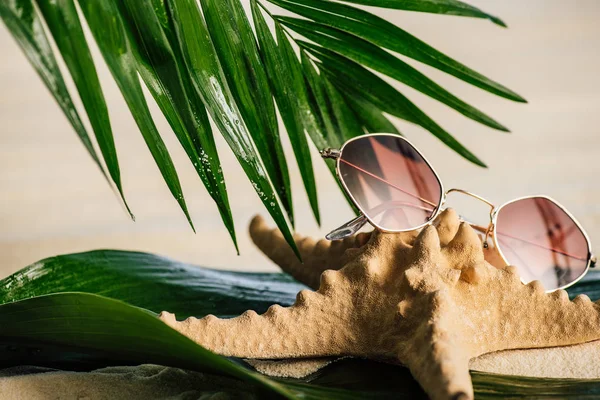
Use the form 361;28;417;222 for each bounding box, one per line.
1;0;599;278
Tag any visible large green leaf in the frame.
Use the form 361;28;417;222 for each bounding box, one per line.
202;0;294;226
34;0;131;216
0;250;302;319
1;250;600;398
0;0;105;180
251;2;321;225
165;0;300;258
338;0;506;27
304;43;486;166
2;249;598;325
0;292;294;398
77;0;194;230
279;17;509;132
266;0;526;102
0;292;415;399
116;0;238;249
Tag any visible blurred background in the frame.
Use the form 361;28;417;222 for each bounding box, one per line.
1;0;599;279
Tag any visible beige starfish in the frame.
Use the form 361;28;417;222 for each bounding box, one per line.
160;209;600;400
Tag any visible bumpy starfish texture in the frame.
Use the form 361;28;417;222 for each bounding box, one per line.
160;209;600;400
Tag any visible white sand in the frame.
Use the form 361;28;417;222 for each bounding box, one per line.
3;341;600;400
247;342;600;380
0;365;254;400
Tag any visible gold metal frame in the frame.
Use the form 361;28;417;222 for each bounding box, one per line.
323;133;596;292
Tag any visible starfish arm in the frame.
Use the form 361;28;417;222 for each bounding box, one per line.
159;291;351;359
474;276;600;353
402;331;474;400
397;286;475;400
249;215;368;289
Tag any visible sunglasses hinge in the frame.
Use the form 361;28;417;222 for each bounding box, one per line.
320;148;341;159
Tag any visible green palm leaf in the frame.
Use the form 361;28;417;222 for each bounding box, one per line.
299;52;361;214
338;0;506;26
203;0;295;226
345;95;402;135
78;0;194;230
252;3;321;225
116;0;238;248
278;17;509;132
34;0;132;216
1;0;526;253
0;0;105;181
265;0;526;102
304;43;486;166
166;0;301;258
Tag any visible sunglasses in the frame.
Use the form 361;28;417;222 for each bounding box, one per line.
320;133;596;292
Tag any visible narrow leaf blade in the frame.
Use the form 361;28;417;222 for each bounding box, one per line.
338;0;506;27
117;0;239;249
274;24;321;225
166;0;301;258
299;52;360;215
251;2;321;225
265;0;526;102
302;50;400;137
35;0;131;215
300;52;345;149
345;95;401;135
78;0;194;230
305;43;487;166
202;0;294;226
0;0;105;179
279;17;509;132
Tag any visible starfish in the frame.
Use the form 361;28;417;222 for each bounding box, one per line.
160;209;600;400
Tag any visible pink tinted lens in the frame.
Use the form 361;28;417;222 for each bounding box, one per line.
496;197;590;290
339;135;442;231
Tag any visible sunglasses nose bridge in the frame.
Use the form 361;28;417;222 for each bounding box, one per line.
443;188;497;247
444;188;495;212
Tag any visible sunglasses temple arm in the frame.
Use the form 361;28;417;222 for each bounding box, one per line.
592;254;597;268
326;214;369;241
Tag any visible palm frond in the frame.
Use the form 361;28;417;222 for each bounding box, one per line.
1;0;525;253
